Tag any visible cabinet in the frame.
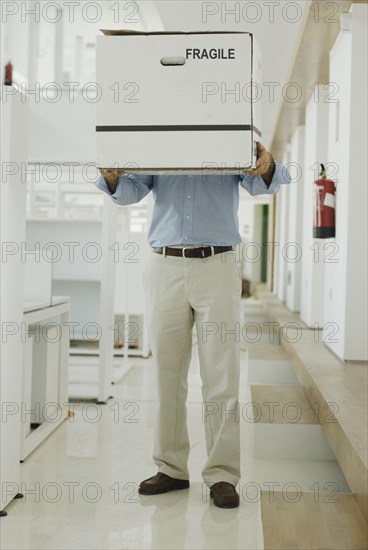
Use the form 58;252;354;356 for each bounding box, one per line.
21;298;70;461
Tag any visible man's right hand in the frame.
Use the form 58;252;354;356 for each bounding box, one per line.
99;168;125;194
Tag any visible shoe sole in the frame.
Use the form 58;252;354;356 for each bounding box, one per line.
138;480;190;495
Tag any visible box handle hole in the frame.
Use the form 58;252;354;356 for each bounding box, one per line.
160;56;186;66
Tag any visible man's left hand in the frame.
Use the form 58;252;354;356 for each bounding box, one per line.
243;141;275;186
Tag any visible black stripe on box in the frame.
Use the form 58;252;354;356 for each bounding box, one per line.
96;124;262;136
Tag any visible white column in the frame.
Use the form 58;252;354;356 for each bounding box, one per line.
253;205;263;286
268;196;276;291
0;87;29;511
286;126;305;312
345;6;368;360
97;197;117;402
276;148;291;302
272;191;281;295
27;2;40;86
74;36;83;82
324;5;368;361
54;8;64;84
300;88;329;326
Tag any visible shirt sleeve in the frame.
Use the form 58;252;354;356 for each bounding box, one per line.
95;173;154;205
239;161;291;196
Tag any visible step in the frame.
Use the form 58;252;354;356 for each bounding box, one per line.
257;292;368;522
280;326;368;522
247;344;288;362
248;457;351;494
241;323;281;345
241;296;267;314
242;308;270;323
248;360;299;386
249;384;338;460
256;288;308;327
252;423;337;460
260;491;367;550
251;384;317;424
247;344;299;385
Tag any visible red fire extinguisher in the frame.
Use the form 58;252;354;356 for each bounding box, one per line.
313;164;336;238
4;61;13;86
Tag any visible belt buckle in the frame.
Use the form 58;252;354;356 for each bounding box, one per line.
182;247;190;258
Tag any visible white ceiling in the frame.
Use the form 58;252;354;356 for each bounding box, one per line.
139;0;309;152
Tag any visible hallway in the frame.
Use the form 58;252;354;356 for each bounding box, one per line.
1;299;366;550
1;1;367;547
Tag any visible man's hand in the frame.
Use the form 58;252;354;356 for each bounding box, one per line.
99;168;125;194
243;141;275;186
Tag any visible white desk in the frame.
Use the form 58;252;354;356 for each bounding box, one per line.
21;297;70;461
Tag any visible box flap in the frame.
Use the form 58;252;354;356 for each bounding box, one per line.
100;29;251;36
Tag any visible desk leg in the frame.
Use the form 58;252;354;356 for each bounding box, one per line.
59;309;70;410
20;335;34;457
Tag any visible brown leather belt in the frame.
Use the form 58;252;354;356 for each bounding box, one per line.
152;245;234;258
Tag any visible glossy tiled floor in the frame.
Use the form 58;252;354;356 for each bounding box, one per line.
0;342;351;549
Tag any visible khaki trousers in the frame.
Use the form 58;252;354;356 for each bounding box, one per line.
142;248;242;487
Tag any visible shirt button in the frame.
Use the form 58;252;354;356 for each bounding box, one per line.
186;215;190;219
187;195;191;198
184;236;188;240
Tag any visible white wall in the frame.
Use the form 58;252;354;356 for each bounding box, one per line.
286;126;305;312
324;5;368;361
28;94;96;162
300;88;329;326
344;4;368;361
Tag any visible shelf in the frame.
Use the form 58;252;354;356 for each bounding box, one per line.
27;218;102;223
68;359;136;400
69;347;145;356
53;276;101;283
69;345;145;357
69;346;99;356
115;312;145;317
24;300;51;313
23;295;70;313
113;348;145;357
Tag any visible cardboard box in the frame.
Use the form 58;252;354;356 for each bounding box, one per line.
96;30;262;174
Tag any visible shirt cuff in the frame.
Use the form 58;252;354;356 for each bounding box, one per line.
251;161;291;193
95;175;114;196
271;161;291;186
95;173;153;205
95;175;125;203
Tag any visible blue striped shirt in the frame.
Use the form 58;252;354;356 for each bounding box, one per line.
96;162;291;246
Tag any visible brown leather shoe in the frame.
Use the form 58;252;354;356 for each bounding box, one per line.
139;472;190;495
210;482;239;508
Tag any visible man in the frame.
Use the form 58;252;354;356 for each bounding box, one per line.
96;142;291;508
